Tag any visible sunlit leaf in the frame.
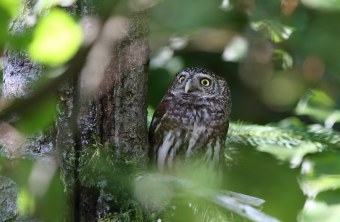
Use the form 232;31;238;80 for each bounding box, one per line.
251;20;293;43
298;149;340;222
222;35;248;62
228;123;340;168
302;0;340;11
17;188;35;217
220;0;232;11
308;90;335;108
28;8;83;66
274;49;293;70
0;0;22;17
34;0;76;13
301;152;340;195
296;90;338;124
257;143;319;165
302;175;340;195
301;197;340;222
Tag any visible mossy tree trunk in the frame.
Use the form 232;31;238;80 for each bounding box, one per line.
1;1;149;221
57;1;150;221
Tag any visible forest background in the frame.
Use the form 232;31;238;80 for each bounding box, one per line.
1;0;340;222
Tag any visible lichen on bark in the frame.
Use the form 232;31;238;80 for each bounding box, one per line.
0;176;19;221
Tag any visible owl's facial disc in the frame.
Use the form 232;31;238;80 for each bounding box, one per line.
172;70;217;98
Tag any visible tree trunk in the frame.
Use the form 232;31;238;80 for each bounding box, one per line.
1;1;149;221
57;2;150;221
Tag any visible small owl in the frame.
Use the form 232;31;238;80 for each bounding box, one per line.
149;67;231;173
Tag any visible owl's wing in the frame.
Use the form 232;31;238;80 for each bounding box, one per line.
148;100;169;160
149;98;171;138
149;106;163;140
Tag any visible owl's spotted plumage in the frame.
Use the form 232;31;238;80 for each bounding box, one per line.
149;67;231;173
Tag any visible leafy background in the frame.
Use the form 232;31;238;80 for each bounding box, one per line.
1;0;340;221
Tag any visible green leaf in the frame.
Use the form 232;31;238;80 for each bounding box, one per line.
295;90;338;124
251;20;293;43
3;158;64;222
28;8;83;66
302;0;340;11
17;188;35;217
227;123;340;165
0;0;22;17
34;0;76;13
135;173;279;222
301;152;340;195
273;49;293;70
300;195;340;222
0;0;23;48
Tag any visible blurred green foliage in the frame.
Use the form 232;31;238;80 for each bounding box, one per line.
148;0;340;221
28;8;83;66
78;139;149;221
1;0;340;221
148;0;340;124
0;158;65;221
14;96;57;135
0;0;21;49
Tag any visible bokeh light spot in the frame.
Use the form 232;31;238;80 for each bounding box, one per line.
281;0;299;16
17;188;35;217
263;74;304;111
28;8;83;66
302;56;325;82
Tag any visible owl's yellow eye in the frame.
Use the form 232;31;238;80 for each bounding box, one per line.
200;78;211;86
178;75;185;83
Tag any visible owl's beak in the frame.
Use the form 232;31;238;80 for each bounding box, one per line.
184;79;194;93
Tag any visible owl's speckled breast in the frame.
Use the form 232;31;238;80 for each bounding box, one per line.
167;93;228;129
150;95;228;172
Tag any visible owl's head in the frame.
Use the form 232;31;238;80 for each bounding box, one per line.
169;67;230;100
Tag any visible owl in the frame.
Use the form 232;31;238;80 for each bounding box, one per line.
149;67;231;174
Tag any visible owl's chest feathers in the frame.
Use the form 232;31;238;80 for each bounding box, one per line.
167;99;226;129
151;94;228;148
153;102;226;171
153;104;226;147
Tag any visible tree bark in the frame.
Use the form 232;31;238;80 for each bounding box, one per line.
56;2;150;220
1;2;49;157
1;1;149;221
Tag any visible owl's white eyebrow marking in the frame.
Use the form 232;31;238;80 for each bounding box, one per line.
196;73;213;80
